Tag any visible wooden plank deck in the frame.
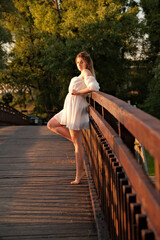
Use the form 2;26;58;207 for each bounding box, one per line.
0;126;98;240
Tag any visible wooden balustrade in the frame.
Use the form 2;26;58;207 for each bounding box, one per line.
83;92;160;240
0;103;30;125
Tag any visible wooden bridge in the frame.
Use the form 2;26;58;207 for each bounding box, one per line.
0;93;160;240
0;125;100;240
0;103;30;125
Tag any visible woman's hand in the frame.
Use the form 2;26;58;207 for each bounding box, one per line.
71;89;80;95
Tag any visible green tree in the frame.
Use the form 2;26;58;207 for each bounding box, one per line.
0;0;140;115
139;0;160;117
2;92;13;105
59;0;139;95
0;0;15;69
143;57;160;119
140;0;160;59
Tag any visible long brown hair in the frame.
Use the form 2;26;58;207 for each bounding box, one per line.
75;51;95;77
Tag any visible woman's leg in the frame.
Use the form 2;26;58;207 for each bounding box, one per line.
69;130;85;184
47;117;72;141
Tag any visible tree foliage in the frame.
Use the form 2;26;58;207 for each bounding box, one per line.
140;0;160;57
2;92;13;105
0;0;142;115
0;0;15;68
142;57;160;119
139;0;160;118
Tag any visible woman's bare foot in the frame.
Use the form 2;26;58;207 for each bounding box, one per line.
71;171;85;184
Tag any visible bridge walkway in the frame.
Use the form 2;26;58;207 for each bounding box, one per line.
0;126;98;240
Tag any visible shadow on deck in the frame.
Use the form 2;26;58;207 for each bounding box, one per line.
0;126;98;240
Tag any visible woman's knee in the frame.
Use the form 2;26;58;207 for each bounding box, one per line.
47;119;53;130
47;120;50;129
47;117;59;130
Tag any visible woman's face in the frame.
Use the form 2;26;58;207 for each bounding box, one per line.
76;57;87;72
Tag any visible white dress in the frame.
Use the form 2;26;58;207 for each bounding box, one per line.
54;75;100;130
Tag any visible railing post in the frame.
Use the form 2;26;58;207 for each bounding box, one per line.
84;91;160;240
0;102;30;125
118;121;121;137
155;159;160;190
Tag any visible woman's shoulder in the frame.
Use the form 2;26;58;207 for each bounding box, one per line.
81;69;92;77
71;76;78;81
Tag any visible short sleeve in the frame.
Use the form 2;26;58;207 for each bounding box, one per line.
84;76;100;91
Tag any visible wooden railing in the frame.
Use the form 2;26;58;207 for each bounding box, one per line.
0;103;30;125
83;92;160;240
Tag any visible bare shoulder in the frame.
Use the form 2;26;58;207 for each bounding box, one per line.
82;69;92;78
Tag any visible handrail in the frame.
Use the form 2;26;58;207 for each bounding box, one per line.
0;102;30;125
91;92;160;171
83;91;160;240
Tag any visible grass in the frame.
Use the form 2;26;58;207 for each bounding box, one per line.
144;149;155;176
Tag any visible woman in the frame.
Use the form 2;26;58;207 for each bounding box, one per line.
47;51;100;184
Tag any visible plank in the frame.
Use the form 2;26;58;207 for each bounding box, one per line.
0;126;98;239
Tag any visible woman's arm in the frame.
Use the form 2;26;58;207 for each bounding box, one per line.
72;69;99;95
71;88;92;95
72;69;93;95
